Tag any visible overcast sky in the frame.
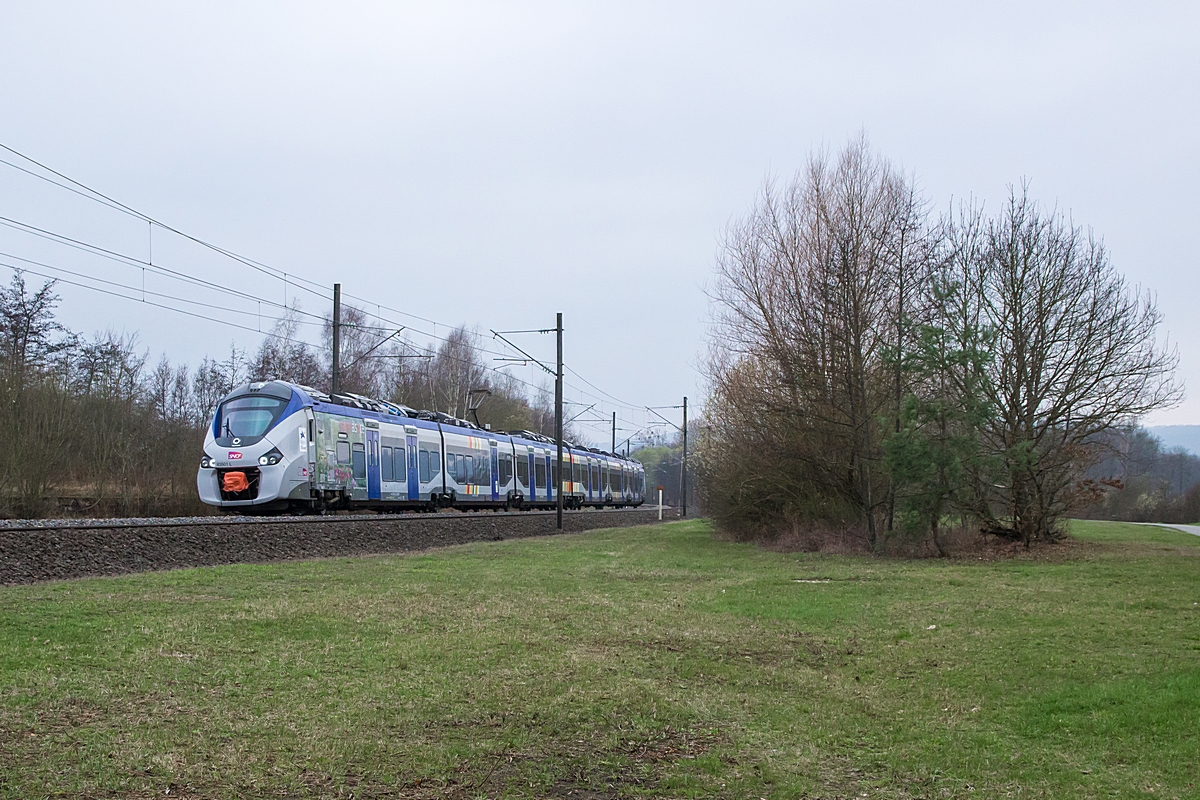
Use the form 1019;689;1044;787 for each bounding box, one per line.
1;2;1198;445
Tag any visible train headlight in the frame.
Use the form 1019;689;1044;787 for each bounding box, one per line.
200;454;214;469
258;447;284;466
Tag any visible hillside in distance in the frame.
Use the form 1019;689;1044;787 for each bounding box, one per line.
1147;425;1200;455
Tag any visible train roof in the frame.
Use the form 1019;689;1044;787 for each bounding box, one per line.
222;380;641;464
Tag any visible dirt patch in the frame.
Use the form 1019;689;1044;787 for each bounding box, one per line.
97;726;726;799
466;725;725;799
587;631;829;670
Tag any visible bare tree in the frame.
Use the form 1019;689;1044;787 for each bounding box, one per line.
251;302;323;388
0;271;71;391
941;186;1180;543
705;137;929;547
68;331;147;401
192;344;246;424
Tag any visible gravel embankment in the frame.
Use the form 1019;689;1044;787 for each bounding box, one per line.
0;507;683;585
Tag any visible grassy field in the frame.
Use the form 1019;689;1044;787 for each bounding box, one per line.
1;520;1198;799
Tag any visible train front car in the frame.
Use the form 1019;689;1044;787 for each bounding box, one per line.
197;381;313;512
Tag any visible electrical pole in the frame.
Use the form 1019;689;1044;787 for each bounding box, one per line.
611;411;616;454
490;322;560;523
331;283;342;395
555;312;564;531
681;395;688;518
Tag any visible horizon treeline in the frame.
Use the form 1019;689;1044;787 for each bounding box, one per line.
697;138;1181;552
1081;427;1200;524
0;272;564;518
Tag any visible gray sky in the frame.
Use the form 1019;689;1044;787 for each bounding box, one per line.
2;2;1198;445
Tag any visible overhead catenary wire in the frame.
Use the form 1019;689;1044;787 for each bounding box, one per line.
0;215;327;324
0;143;328;301
0;257;564;399
0;141;657;433
0;252;324;327
0;261;323;345
0;145;537;360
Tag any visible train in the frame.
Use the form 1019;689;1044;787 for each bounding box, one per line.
196;380;646;513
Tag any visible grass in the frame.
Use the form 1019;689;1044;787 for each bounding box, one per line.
1;520;1198;799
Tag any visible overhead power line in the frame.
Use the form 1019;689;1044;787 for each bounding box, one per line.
0;260;320;345
0;215;327;324
0;141;656;423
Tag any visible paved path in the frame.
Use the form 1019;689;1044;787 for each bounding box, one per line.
1137;522;1200;538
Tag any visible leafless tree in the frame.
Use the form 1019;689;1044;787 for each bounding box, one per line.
68;331;147;401
701;144;1179;549
191;344;246;425
940;186;1180;543
0;271;72;391
705;137;930;548
251;302;323;388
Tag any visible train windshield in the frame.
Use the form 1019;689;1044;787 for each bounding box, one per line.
216;395;289;440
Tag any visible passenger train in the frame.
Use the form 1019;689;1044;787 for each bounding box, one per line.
196;380;646;513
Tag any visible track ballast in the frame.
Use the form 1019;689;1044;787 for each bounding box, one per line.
0;506;681;585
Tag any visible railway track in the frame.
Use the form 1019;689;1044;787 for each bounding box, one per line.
0;506;681;585
0;506;659;532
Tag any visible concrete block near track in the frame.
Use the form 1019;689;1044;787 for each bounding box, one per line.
0;508;684;585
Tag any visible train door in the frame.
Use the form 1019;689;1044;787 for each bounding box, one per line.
528;451;537;502
546;453;553;502
406;433;419;499
366;428;381;500
490;442;499;502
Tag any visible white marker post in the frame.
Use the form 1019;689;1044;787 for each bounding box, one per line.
658;485;664;520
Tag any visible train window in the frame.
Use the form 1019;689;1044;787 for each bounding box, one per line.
475;455;489;484
516;456;528;487
394;447;406;482
419;449;430;483
499;454;512;485
381;446;393;481
336;441;350;464
216;395;289;441
534;460;545;489
352;443;366;480
430;449;440;478
551;462;557;488
463;455;473;484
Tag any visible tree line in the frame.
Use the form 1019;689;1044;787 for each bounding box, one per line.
0;271;563;518
1080;427;1200;524
697;138;1180;552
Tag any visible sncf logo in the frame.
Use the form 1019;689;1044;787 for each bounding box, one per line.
228;451;243;460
